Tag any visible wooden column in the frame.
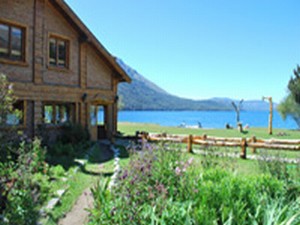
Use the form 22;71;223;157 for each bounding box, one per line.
106;104;114;140
75;102;80;124
79;102;87;128
251;136;257;153
112;78;119;135
33;101;43;136
269;98;273;135
262;96;273;135
187;135;193;153
240;138;247;159
33;0;45;84
79;42;87;89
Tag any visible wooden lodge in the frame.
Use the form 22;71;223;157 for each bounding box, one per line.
0;0;131;141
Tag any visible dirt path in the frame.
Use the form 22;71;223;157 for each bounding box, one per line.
58;188;93;225
58;142;114;225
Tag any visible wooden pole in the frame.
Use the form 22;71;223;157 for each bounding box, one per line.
141;132;147;149
251;136;257;153
240;138;247;159
187;134;193;153
262;96;273;135
269;97;273;135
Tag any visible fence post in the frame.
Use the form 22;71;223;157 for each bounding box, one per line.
141;132;148;149
240;138;247;159
251;136;257;153
187;134;193;153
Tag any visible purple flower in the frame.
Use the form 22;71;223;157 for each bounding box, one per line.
140;166;145;172
175;167;181;176
187;157;194;165
121;170;128;180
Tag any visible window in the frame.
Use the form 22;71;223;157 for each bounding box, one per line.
0;101;25;126
90;105;105;126
49;36;69;68
0;21;25;61
43;103;74;124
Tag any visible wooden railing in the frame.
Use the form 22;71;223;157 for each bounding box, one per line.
137;132;300;159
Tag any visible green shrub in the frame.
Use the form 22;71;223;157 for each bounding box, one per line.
257;151;300;201
1;139;51;225
48;165;66;180
49;142;75;157
89;143;300;225
59;123;90;145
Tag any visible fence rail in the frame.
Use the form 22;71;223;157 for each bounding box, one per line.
135;132;300;159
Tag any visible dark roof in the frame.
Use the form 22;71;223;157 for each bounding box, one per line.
50;0;131;83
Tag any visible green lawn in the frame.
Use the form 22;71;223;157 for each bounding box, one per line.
118;122;300;139
44;144;123;225
118;122;300;159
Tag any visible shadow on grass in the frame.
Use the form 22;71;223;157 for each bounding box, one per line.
46;141;129;175
88;142;129;164
241;130;249;134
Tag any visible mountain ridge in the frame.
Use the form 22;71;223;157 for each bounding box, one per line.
117;58;273;111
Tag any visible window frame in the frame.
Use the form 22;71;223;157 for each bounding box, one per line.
48;34;70;70
0;100;26;128
0;19;26;65
43;102;75;125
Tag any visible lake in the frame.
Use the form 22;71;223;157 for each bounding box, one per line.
117;110;298;129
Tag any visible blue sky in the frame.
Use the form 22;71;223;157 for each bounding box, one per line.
65;0;300;103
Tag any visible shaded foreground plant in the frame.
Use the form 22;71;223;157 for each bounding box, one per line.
89;143;300;225
0;139;64;225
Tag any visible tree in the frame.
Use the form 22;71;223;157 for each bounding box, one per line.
0;74;21;153
278;94;300;128
231;99;243;125
0;74;16;126
278;65;300;129
288;65;300;104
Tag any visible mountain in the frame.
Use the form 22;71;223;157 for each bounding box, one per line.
116;59;272;111
211;98;277;111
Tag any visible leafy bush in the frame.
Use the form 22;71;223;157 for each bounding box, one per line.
89;143;300;224
59;123;90;145
0;139;51;225
49;142;75;157
257;150;300;200
0;74;55;224
48;165;66;180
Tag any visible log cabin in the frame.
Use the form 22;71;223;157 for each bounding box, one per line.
0;0;131;141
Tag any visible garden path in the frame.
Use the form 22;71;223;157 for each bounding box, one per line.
58;142;115;225
58;188;93;225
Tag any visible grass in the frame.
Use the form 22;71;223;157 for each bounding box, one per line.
88;142;300;224
45;168;97;225
43;123;299;224
118;122;300;139
175;148;262;177
118;122;300;159
43;144;126;225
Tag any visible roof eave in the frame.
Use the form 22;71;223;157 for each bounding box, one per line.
50;0;131;83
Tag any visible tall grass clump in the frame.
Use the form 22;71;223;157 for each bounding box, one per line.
89;143;300;225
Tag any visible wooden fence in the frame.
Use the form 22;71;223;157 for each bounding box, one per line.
137;132;300;159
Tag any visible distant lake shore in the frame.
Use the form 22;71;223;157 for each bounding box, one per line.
117;110;297;129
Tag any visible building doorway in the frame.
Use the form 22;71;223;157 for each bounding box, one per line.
90;105;107;140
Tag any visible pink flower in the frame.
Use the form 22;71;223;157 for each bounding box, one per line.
187;157;194;165
175;167;181;176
